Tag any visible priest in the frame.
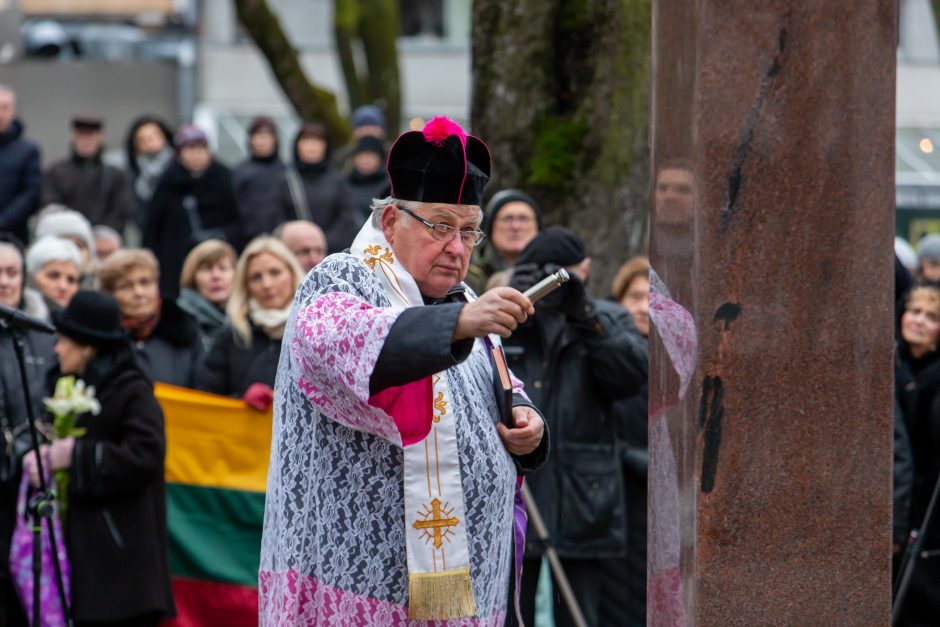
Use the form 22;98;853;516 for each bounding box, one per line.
259;116;547;626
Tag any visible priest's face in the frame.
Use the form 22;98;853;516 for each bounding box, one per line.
382;202;481;299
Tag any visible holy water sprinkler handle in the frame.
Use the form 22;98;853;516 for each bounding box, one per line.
522;268;570;303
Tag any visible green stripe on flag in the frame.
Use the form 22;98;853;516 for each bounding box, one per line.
167;483;266;587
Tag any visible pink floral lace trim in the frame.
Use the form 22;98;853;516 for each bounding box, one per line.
259;570;506;626
291;291;403;446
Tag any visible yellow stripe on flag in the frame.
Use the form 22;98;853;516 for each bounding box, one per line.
156;383;271;493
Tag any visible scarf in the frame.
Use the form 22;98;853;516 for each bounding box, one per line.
248;299;292;339
121;298;162;341
134;147;174;202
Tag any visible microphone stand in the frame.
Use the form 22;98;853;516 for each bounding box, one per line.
4;320;73;627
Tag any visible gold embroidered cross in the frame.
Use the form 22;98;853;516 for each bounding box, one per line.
363;245;394;270
433;392;447;423
413;498;459;549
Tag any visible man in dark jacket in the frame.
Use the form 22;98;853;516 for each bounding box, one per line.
505;228;648;627
234;116;287;240
0;86;42;245
42;116;134;232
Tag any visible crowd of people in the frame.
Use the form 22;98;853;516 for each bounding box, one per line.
0;80;651;627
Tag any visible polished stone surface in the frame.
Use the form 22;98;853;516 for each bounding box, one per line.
649;2;896;623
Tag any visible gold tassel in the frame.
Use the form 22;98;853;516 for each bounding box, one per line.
408;568;478;620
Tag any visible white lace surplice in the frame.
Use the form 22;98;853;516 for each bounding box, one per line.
259;254;517;626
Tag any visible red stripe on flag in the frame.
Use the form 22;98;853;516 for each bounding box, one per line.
161;577;257;627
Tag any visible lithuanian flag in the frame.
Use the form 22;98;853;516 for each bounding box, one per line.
155;383;271;627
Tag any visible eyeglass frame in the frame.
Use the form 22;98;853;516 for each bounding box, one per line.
397;205;487;248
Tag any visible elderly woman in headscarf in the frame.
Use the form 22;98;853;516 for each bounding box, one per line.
98;248;199;387
35;206;98;288
194;236;302;409
177;239;237;352
25;236;82;317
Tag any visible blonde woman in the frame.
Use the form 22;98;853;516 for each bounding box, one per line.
194;236;302;409
177;239;237;351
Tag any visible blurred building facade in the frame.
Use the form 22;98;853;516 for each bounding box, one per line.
0;0;472;165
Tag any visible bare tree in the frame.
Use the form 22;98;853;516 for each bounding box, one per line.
233;0;403;144
472;0;651;294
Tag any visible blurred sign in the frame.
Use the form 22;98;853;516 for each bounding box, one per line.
20;0;173;15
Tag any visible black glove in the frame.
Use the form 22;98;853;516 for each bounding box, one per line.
508;263;545;294
563;274;606;337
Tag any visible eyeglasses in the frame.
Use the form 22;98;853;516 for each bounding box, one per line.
496;213;535;225
398;206;486;248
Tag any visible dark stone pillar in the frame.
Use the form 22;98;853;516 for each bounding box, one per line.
648;2;897;624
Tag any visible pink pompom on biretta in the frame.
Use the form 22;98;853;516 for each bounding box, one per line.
422;116;467;147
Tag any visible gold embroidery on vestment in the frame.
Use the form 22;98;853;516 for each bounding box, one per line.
413;498;460;550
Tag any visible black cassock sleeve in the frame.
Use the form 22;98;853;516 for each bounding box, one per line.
370;301;549;474
369;303;474;395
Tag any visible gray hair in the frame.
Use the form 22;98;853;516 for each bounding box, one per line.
93;224;123;246
25;237;83;277
369;196;483;228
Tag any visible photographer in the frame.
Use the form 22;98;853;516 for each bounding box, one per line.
506;228;648;627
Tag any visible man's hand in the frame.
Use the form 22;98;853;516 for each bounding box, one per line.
497;406;544;456
453;287;534;340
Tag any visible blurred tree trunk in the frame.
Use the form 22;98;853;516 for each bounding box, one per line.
472;0;651;296
334;0;403;132
234;0;404;144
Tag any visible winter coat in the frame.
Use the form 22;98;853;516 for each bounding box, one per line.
278;162;357;254
144;160;242;298
63;346;175;621
42;151;134;232
176;287;227;354
505;298;648;559
0;317;55;581
195;321;281;397
130;299;200;388
346;168;389;225
895;342;940;625
0;120;41;243
234;155;287;240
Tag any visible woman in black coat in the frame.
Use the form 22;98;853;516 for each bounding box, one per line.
195;236;302;409
0;237;54;627
895;283;940;626
22;291;174;626
143;124;242;298
98;248;200;387
277;122;358;254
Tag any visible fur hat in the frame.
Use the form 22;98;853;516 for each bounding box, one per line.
25;237;83;277
35;208;95;257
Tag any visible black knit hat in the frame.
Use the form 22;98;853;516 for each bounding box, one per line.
483;189;544;239
515;227;587;268
387;116;490;206
354;135;385;158
52;290;127;347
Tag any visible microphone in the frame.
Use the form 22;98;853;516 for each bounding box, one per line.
0;303;56;334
